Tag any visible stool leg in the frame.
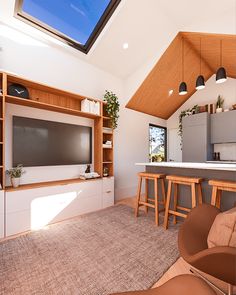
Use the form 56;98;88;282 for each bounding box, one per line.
154;178;159;226
164;180;172;230
191;183;197;208
216;189;222;209
211;186;218;207
173;183;178;224
197;183;203;205
135;176;142;217
144;178;149;214
161;178;166;206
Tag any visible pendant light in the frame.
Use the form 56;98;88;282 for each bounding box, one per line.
196;38;205;90
216;40;227;84
179;38;187;95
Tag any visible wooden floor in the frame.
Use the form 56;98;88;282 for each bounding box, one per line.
117;197;236;295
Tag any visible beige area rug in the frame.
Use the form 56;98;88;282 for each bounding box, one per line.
0;205;179;295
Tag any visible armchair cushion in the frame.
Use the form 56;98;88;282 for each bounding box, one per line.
207;207;236;248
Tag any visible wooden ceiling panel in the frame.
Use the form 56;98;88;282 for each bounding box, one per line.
126;32;236;119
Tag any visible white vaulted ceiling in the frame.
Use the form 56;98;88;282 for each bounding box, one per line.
0;0;235;79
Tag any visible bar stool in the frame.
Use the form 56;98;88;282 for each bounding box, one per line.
164;175;203;229
209;179;236;209
135;172;166;226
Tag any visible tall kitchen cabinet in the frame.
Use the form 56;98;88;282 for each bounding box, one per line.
182;112;213;162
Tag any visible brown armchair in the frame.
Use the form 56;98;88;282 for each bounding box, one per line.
178;204;236;294
111;274;216;295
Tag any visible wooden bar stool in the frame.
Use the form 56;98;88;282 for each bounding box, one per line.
135;172;166;226
209;179;236;209
164;175;203;229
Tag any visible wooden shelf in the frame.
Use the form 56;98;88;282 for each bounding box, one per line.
5;95;101;119
103;116;111;120
103;146;113;149
103;161;113;164
5;177;102;192
6;73;101;103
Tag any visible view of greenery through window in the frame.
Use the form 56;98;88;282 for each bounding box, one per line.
149;124;166;162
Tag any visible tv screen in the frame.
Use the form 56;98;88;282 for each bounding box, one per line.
13;116;92;167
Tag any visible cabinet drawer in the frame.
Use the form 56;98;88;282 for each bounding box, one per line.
0;190;4;215
103;177;114;193
6;179;102;213
0;214;4;238
102;191;114;208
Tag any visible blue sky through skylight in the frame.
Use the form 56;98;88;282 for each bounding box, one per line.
22;0;111;45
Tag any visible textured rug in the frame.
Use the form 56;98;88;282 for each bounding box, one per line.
0;205;179;295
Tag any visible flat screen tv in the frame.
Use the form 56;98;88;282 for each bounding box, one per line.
13;116;92;167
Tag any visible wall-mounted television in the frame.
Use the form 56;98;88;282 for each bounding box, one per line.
13;116;92;167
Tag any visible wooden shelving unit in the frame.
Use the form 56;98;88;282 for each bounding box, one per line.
102;103;114;177
0;72;113;188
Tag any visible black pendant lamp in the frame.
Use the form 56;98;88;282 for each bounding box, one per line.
179;38;188;95
216;40;227;84
196;38;205;90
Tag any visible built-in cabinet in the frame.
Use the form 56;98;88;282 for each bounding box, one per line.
5;177;114;237
0;72;116;239
0;190;4;238
182;112;213;162
211;111;236;144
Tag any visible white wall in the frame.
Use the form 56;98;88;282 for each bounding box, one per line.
167;76;236;161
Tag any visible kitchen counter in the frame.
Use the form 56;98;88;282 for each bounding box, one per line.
136;162;236;211
136;162;236;171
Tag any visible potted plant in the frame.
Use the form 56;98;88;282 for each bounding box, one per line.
6;164;25;188
103;167;109;177
178;105;199;147
216;95;224;113
103;90;120;129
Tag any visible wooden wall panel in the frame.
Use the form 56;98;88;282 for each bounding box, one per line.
126;32;236;119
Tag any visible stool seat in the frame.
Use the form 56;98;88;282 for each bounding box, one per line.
135;172;166;225
110;274;216;295
209;179;236;209
138;172;165;179
166;175;203;184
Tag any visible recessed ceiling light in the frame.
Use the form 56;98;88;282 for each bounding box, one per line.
123;42;129;49
168;89;174;96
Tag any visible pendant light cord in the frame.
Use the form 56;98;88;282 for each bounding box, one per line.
220;40;222;67
182;37;184;81
200;38;202;75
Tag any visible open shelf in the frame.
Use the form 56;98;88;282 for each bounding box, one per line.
6;95;101;119
5;177;102;192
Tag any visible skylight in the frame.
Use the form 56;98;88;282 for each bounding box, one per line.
14;0;121;53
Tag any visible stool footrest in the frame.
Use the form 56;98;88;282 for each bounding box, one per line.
168;210;187;219
147;198;165;205
176;205;191;212
138;201;155;209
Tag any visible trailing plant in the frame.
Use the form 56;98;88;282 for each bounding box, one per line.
178;105;199;147
6;164;25;178
216;95;224;109
103;90;120;129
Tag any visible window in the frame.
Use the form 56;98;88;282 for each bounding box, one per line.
14;0;121;53
149;124;167;162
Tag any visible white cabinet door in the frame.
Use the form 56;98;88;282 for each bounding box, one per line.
168;128;182;162
102;177;114;208
6;179;103;236
0;190;4;238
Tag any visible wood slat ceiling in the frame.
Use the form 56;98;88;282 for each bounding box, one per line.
126;32;236;119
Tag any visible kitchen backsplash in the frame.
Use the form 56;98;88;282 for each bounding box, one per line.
214;143;236;160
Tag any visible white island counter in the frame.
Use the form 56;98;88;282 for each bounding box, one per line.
136;162;236;172
136;161;236;211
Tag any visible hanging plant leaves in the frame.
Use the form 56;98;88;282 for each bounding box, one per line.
103;90;120;129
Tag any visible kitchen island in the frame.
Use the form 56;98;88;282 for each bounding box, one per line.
136;162;236;211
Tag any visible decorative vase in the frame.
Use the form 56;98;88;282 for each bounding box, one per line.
216;107;223;113
11;177;20;188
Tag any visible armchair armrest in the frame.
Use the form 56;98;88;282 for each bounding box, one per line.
178;204;220;259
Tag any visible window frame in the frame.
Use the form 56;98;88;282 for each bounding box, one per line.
149;124;167;162
14;0;121;54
